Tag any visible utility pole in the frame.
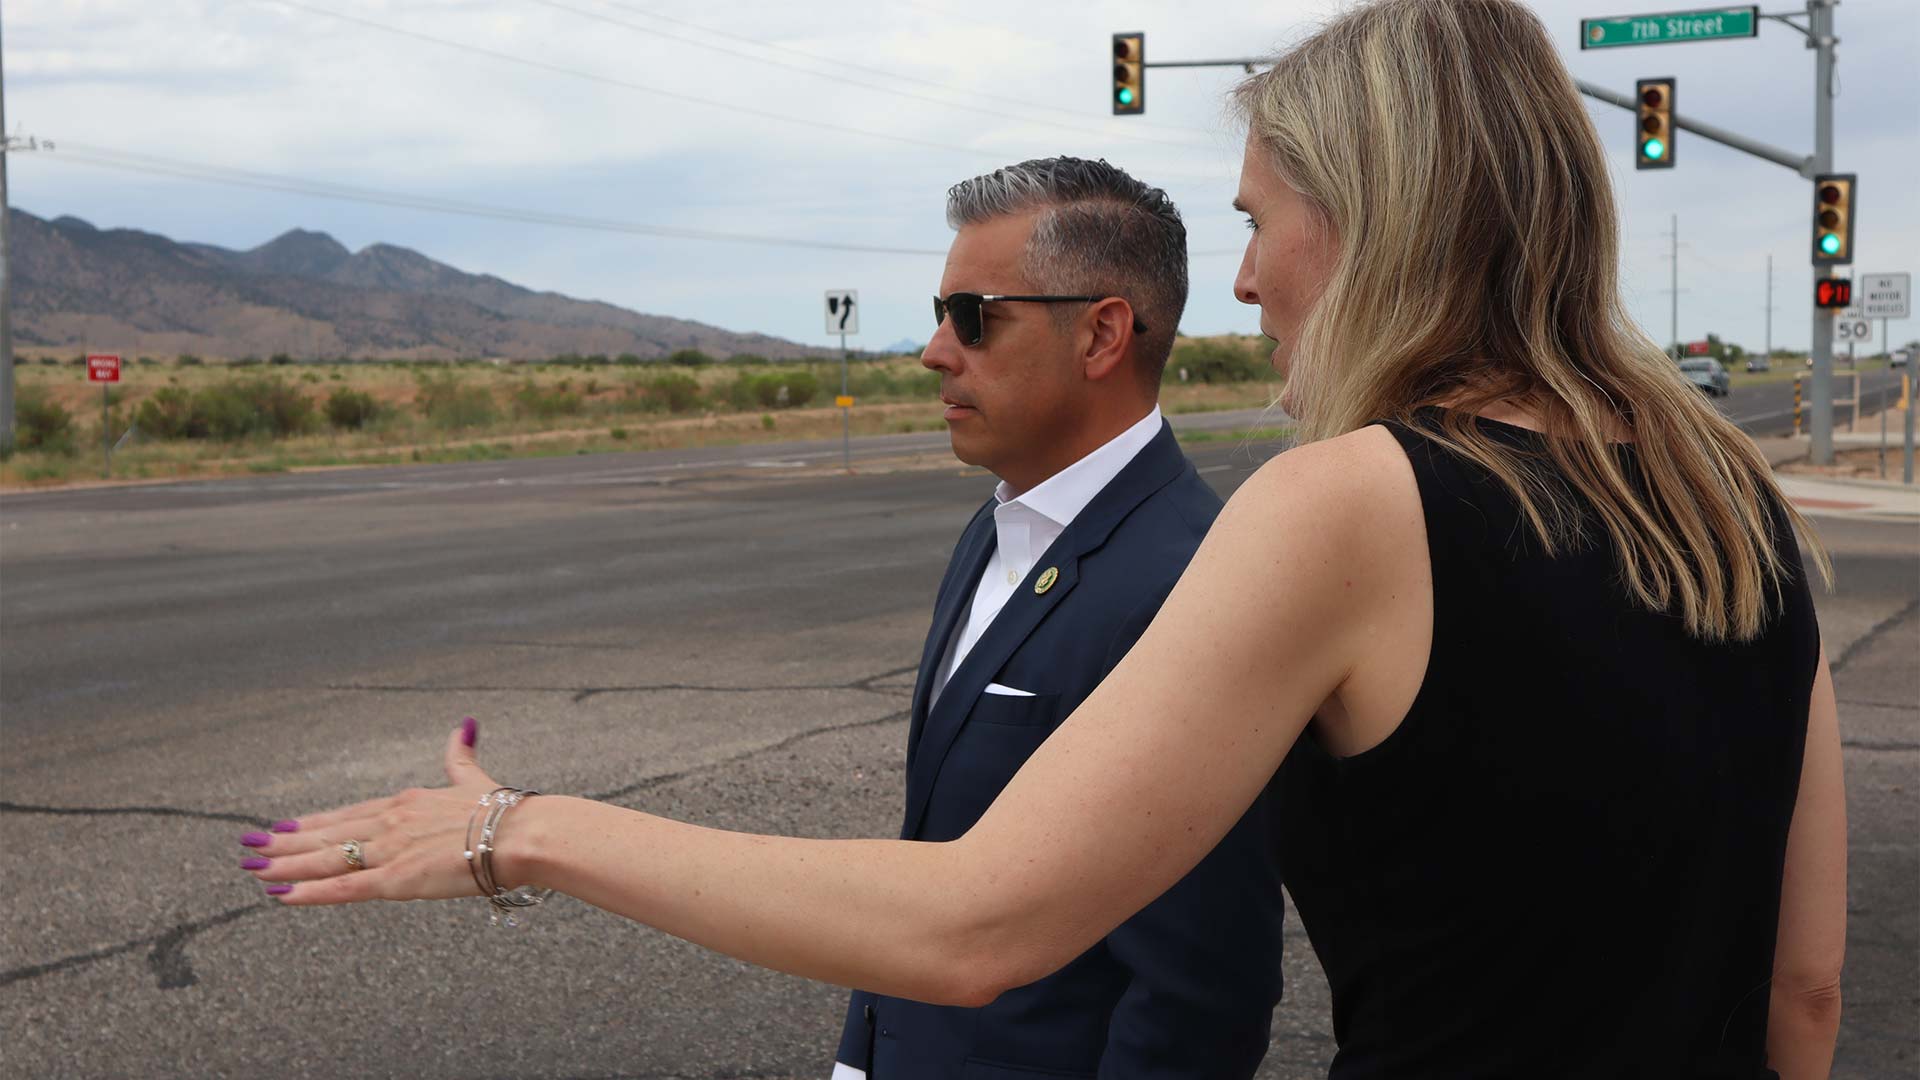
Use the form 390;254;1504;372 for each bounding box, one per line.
1764;254;1774;362
1;29;13;454
1668;213;1679;353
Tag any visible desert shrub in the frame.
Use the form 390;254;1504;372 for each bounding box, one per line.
615;353;643;366
760;371;818;408
727;353;769;366
512;383;583;419
723;371;820;410
269;353;295;366
38;356;59;366
15;387;76;454
183;377;316;439
644;372;702;413
325;388;380;430
665;348;714;368
232;356;263;368
415;373;500;430
176;354;203;366
135;386;200;439
1170;339;1269;384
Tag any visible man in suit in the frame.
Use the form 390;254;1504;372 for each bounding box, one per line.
832;157;1286;1080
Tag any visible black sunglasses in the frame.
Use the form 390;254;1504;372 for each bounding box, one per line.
932;292;1149;348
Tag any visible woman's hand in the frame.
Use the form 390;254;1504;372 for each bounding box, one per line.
239;717;505;905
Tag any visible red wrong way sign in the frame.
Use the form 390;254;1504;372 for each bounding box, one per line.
1684;341;1713;356
87;354;122;383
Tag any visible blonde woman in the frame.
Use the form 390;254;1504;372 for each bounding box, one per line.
244;1;1844;1075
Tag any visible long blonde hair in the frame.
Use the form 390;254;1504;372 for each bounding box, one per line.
1235;0;1827;641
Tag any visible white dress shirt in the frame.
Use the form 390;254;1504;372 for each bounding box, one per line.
931;406;1164;705
833;407;1165;1080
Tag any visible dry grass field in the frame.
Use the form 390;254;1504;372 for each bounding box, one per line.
1;338;1284;487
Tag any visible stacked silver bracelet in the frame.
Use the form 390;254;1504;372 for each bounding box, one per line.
463;786;554;928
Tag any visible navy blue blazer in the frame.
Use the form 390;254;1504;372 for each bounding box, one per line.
836;420;1286;1080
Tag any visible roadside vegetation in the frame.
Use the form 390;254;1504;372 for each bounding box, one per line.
2;336;1285;487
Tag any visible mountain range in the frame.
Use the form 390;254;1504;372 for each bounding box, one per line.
8;209;829;361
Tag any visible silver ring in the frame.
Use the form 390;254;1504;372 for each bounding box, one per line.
341;839;367;871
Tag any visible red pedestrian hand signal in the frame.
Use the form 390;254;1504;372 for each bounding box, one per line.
1814;279;1852;310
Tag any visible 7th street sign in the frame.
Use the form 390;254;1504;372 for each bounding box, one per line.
1581;6;1758;48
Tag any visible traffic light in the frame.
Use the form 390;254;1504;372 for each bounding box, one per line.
1113;33;1145;115
1814;278;1852;310
1811;173;1855;265
1635;78;1674;169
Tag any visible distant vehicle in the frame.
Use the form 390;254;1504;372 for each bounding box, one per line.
1745;356;1771;372
1893;350;1911;368
1679;358;1731;396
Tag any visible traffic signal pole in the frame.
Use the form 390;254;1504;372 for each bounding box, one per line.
1807;0;1837;465
1573;0;1843;464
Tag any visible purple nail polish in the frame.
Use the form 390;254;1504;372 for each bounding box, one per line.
241;857;271;871
461;717;477;748
265;884;294;896
240;832;273;848
272;820;300;833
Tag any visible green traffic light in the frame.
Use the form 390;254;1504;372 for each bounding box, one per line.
1642;138;1666;161
1117;87;1135;106
1820;233;1841;255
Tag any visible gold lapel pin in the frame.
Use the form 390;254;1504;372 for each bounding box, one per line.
1034;566;1060;595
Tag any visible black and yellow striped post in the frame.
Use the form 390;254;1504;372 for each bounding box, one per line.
1793;375;1803;437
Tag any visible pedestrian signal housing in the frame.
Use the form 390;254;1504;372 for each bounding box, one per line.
1113;33;1145;115
1635;78;1674;169
1814;278;1852;310
1811;174;1855;266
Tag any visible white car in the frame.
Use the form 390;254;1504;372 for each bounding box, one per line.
1892;351;1910;368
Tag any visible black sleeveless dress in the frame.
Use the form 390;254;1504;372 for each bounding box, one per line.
1270;411;1820;1078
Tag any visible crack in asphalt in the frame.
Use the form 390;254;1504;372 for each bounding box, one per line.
589;707;911;806
1831;597;1919;674
0;666;920;995
0;801;260;826
325;663;922;706
0;904;265;991
1841;740;1920;752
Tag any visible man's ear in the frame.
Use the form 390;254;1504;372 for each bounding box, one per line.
1080;297;1136;383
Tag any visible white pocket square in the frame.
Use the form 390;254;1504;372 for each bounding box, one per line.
983;683;1037;697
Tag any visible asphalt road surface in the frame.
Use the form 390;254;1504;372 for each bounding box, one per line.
2;398;1914;1080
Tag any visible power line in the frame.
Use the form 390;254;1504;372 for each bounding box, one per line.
532;0;1211;150
258;0;1009;162
34;140;1253;259
584;0;1219;140
38;142;952;255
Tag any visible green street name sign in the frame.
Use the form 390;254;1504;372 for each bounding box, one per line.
1581;6;1759;49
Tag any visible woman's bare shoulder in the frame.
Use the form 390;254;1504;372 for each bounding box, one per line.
1228;424;1419;531
1193;424;1425;613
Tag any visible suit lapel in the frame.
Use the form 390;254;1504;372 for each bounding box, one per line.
900;420;1190;838
905;505;997;771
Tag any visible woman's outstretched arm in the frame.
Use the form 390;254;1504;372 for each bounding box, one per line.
252;428;1418;1004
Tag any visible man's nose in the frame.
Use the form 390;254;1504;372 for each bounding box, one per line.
922;318;962;373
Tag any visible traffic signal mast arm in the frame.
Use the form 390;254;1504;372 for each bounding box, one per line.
1575;78;1815;177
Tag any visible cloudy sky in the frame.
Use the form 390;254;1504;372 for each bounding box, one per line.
8;0;1916;354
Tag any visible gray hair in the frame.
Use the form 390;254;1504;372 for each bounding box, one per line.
946;157;1188;385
